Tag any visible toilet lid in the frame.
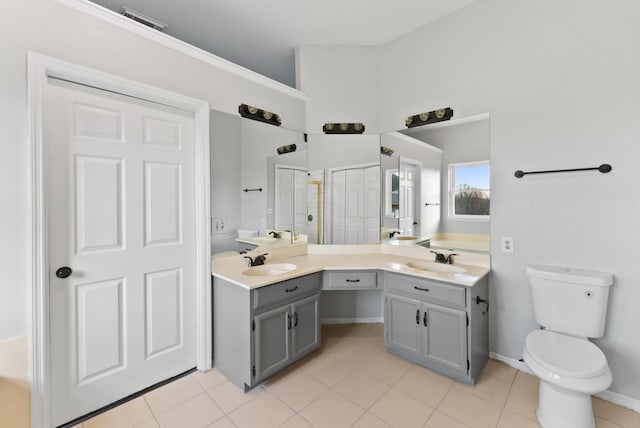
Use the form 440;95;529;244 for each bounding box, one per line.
525;330;608;378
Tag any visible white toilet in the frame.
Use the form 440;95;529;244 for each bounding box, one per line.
523;264;613;428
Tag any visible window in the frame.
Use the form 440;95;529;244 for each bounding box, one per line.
448;161;490;220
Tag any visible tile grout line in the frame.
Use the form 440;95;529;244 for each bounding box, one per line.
493;369;519;428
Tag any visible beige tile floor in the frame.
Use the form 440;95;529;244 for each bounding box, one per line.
76;323;640;428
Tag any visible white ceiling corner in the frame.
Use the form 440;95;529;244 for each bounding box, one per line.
88;0;479;87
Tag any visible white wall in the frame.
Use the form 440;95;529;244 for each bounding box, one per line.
307;134;380;171
0;0;306;341
296;46;381;134
379;0;640;401
410;120;490;235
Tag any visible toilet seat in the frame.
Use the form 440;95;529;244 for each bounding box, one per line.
526;330;607;378
524;330;612;394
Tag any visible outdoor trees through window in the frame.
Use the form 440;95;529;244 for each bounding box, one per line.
449;162;490;218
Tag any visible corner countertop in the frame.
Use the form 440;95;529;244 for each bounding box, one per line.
212;244;490;290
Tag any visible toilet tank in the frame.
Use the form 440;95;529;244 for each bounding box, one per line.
526;265;613;338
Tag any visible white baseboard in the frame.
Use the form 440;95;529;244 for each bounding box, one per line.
321;317;383;324
489;352;640;413
596;389;640;414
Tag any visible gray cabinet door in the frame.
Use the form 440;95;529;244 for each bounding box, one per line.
422;303;467;374
291;293;321;361
386;293;421;358
254;304;291;382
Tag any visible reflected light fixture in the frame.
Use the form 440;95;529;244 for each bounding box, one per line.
405;107;453;128
238;103;282;126
380;146;394;156
276;144;297;155
322;122;365;134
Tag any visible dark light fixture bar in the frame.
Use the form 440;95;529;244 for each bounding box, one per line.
405;107;454;128
380;146;394;156
322;122;365;134
238;103;282;126
276;144;296;155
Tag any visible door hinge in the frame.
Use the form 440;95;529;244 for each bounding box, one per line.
252;365;256;377
466;313;469;326
467;359;470;372
252;320;255;331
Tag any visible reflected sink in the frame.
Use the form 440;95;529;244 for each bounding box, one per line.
394;236;418;241
252;236;278;242
242;263;297;276
406;261;465;274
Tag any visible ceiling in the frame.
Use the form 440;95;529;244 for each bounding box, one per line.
89;0;479;87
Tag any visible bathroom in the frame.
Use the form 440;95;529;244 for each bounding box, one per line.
1;0;639;427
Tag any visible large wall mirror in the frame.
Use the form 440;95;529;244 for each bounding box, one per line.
381;114;491;253
210;110;307;255
211;109;489;255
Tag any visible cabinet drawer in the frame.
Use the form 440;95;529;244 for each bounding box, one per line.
253;273;321;311
323;271;378;290
384;272;466;309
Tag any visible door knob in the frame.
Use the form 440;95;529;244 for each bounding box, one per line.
55;266;73;279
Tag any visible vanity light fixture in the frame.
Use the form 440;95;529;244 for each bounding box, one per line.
276;144;297;155
380;146;394;156
322;122;365;134
405;107;454;128
238;103;282;126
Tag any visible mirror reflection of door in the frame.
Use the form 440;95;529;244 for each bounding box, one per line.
328;163;380;244
274;165;307;234
399;159;421;236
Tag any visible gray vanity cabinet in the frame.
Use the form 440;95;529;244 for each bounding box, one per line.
383;271;488;384
253;293;320;383
213;272;321;390
253;304;291;382
291;294;321;360
386;293;422;358
422;303;467;374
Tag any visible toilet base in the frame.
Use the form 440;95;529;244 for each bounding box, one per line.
537;380;595;428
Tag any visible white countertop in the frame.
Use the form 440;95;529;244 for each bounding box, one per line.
212;245;490;290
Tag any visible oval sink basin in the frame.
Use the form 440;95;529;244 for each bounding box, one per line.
242;263;297;276
252;236;278;242
406;261;465;274
394;236;419;241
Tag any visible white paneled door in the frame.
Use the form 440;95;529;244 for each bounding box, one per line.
46;78;197;426
331;165;380;245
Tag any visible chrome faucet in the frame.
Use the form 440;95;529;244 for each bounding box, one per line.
389;230;401;238
244;253;268;267
431;251;458;264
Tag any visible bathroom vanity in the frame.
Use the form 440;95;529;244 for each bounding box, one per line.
212;247;490;390
213;272;322;390
383;271;488;384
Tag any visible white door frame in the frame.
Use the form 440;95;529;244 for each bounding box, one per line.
27;52;211;427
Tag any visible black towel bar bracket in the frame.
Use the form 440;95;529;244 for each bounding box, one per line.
514;163;612;178
243;187;263;192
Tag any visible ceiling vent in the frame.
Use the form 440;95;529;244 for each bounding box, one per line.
120;7;167;32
